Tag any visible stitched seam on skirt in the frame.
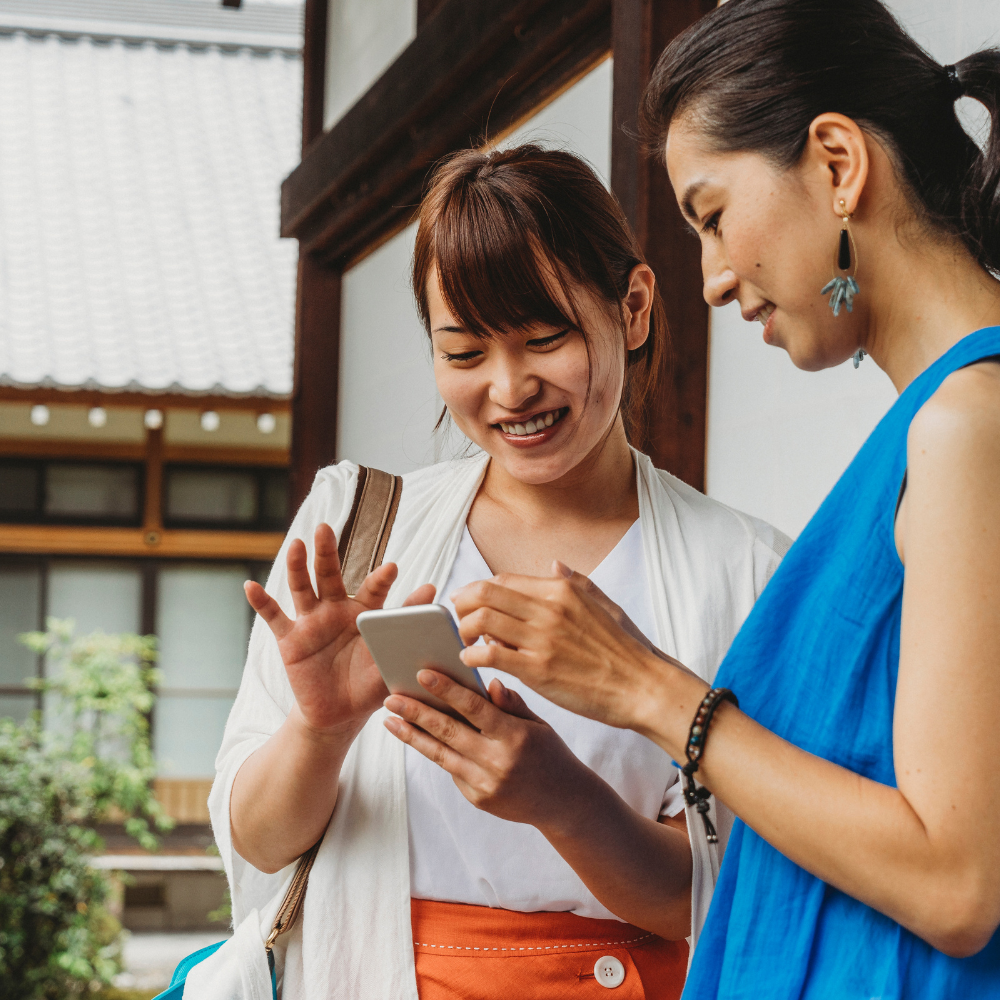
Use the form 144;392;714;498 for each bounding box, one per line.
414;933;655;951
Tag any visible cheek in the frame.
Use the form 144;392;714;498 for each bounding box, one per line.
433;362;479;421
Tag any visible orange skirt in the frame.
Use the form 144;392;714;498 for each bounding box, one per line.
411;898;688;1000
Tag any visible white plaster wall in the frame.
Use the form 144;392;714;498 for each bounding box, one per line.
501;57;613;186
705;0;1000;538
336;59;615;473
323;0;416;130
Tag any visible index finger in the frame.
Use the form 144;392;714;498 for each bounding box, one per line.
450;577;558;621
415;669;505;736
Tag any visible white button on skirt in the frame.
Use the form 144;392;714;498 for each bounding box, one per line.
594;955;626;988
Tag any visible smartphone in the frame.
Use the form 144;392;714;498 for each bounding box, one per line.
356;604;489;717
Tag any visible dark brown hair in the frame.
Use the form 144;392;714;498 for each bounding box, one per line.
412;144;667;443
640;0;1000;273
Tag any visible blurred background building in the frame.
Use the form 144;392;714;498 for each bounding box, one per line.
0;0;996;952
0;0;302;935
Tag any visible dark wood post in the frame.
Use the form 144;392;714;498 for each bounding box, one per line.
290;0;342;511
611;0;713;490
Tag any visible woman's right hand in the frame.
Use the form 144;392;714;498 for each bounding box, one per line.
244;522;435;734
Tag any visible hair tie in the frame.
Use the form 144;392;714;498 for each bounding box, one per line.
944;64;964;101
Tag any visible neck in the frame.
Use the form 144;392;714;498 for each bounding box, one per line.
479;416;638;528
862;232;1000;392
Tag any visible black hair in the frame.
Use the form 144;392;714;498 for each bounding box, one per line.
640;0;1000;273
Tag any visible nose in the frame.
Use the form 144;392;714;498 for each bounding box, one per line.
701;242;739;308
488;354;542;411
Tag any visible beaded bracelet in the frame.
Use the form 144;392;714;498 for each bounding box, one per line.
681;687;738;844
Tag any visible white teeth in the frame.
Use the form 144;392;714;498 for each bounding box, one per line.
500;408;563;435
757;305;774;326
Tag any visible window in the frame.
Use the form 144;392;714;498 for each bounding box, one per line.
0;555;270;777
153;564;251;777
0;563;43;721
163;466;289;531
0;459;142;525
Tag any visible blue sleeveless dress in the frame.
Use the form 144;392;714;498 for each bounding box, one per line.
684;328;1000;999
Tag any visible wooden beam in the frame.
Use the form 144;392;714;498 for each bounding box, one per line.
290;254;342;510
417;0;449;28
280;0;611;265
0;438;288;466
0;438;146;461
301;0;328;151
611;0;713;489
0;525;284;560
144;425;164;532
0;386;290;412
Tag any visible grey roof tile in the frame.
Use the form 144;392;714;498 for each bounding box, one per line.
0;3;301;397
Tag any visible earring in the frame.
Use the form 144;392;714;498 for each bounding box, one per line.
821;199;860;319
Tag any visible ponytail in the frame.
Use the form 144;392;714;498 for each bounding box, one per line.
641;0;1000;274
954;50;1000;272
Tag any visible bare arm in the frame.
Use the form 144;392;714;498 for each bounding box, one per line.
383;675;692;938
451;369;1000;957
231;523;434;873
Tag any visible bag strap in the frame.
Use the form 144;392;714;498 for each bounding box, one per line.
336;466;404;598
264;465;403;955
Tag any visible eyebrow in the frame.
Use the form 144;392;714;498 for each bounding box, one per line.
431;325;469;334
680;180;707;224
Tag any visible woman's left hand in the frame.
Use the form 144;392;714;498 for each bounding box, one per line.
382;671;598;833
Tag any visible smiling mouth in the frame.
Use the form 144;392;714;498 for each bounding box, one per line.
755;304;775;326
495;407;568;437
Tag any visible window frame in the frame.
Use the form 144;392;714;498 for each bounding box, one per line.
0;457;146;527
161;463;290;533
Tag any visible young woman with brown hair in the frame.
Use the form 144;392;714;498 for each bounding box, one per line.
447;2;1000;997
206;144;787;1000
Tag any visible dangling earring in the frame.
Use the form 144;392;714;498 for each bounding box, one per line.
820;199;860;321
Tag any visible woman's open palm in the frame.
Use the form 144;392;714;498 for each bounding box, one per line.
244;522;434;733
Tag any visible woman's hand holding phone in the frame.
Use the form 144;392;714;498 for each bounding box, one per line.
383;673;598;834
244;522;436;735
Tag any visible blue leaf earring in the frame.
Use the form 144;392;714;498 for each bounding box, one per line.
821;199;862;333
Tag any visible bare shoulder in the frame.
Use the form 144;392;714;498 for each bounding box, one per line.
909;360;1000;458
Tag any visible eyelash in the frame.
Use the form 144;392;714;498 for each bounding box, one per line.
701;211;721;235
440;329;568;362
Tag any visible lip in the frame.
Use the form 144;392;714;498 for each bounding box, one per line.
746;302;776;345
493;406;568;448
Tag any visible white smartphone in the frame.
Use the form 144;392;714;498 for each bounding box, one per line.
355;604;489;717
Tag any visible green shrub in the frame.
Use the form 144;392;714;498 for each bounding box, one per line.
0;620;173;999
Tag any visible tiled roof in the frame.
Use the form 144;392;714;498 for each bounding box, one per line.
0;1;302;398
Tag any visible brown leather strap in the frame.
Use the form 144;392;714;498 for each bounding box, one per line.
266;465;403;951
337;466;403;598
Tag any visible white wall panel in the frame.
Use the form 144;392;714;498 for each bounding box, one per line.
337;59;615;474
324;0;416;130
705;0;1000;538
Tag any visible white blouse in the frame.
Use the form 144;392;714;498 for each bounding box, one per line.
203;451;789;1000
406;521;685;919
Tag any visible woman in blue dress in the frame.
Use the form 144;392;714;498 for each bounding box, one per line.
387;0;1000;995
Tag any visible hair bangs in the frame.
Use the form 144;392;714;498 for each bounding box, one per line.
431;181;583;339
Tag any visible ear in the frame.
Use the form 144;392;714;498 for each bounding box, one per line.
803;113;870;218
623;264;655;351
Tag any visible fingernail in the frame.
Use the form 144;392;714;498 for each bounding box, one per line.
554;560;573;578
384;717;401;735
384;696;404;713
417;670;439;689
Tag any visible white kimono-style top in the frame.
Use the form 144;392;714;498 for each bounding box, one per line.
206;450;789;1000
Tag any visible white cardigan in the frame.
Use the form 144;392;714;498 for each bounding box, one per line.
204;450;788;1000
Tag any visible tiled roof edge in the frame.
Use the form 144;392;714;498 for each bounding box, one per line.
0;375;292;401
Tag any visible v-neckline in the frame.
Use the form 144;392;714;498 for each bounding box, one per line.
463;518;641;579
